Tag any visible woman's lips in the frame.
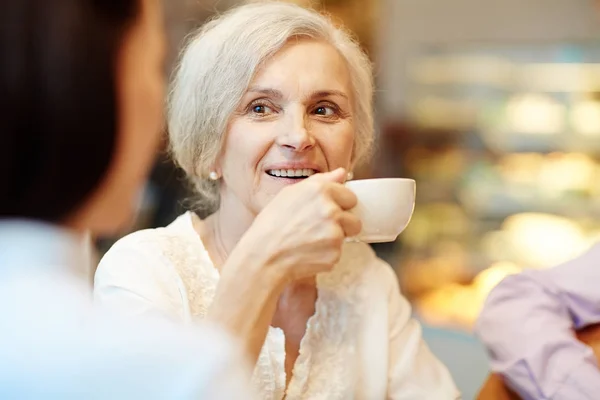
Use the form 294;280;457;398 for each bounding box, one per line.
265;168;317;178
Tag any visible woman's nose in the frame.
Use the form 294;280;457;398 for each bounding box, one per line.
275;110;315;152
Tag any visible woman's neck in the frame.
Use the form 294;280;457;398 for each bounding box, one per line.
202;194;257;269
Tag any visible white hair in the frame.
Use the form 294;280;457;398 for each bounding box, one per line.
167;0;374;212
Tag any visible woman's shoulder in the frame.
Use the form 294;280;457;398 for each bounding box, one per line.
103;212;198;255
97;212;210;276
94;213;217;322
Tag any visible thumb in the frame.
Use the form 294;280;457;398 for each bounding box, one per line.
311;167;346;183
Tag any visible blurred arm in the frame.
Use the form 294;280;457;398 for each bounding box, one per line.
477;324;600;400
475;245;600;400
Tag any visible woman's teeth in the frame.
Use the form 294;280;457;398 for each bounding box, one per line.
267;168;316;178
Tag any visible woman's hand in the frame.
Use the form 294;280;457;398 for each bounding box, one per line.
207;167;361;362
240;167;361;284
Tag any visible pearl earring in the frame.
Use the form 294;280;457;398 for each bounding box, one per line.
346;171;354;181
208;171;219;181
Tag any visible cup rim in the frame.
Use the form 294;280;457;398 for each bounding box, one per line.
346;177;415;184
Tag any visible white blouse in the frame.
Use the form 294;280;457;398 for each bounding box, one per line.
94;212;459;400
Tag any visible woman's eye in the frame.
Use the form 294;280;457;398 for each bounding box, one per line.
249;102;274;115
314;105;336;117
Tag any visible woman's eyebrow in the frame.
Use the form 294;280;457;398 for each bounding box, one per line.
246;86;284;99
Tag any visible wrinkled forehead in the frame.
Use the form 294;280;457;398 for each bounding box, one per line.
247;38;353;101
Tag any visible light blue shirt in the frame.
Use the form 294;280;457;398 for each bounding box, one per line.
0;220;254;399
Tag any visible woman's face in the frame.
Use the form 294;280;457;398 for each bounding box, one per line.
81;0;166;234
217;39;355;216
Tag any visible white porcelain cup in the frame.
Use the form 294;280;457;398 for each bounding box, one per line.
345;178;416;243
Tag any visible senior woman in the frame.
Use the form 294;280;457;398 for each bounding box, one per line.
94;2;459;399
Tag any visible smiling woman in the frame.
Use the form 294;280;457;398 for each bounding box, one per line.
219;38;355;213
94;2;459;399
167;2;374;214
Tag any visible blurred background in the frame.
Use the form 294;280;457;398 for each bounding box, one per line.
101;0;600;397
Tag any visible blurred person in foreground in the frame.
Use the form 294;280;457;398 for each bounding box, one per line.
0;0;255;397
94;2;459;398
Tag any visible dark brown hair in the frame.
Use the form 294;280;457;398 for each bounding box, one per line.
0;0;140;221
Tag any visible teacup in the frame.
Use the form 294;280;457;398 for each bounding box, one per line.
345;178;416;243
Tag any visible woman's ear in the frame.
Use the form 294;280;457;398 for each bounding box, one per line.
195;159;222;180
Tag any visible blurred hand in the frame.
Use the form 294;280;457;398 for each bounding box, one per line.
477;374;520;400
576;323;600;361
238;167;361;283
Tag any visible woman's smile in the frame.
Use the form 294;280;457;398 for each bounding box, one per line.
263;161;323;184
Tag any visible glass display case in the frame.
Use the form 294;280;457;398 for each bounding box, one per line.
392;42;600;330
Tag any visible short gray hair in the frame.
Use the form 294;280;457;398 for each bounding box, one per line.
167;1;374;212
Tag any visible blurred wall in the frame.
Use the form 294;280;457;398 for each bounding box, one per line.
163;0;229;67
377;0;600;118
